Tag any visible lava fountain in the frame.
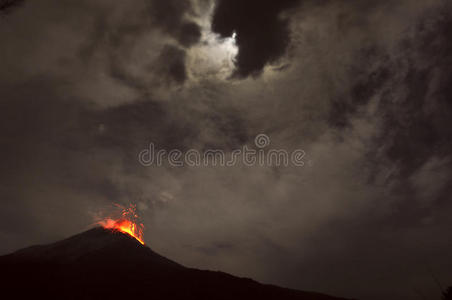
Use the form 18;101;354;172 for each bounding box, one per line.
98;204;145;245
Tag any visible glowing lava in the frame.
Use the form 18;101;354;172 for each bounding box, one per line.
98;204;145;245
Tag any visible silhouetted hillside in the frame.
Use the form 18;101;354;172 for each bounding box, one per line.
0;227;352;300
444;286;452;300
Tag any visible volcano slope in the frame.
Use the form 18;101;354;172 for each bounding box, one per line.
0;227;353;300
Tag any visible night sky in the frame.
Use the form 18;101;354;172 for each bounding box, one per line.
1;1;452;299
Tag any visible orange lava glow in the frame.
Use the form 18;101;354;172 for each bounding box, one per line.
98;204;145;245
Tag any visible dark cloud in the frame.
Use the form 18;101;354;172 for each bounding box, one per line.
177;22;202;48
212;0;301;78
308;5;452;297
156;45;188;84
76;0;202;88
0;0;24;14
148;0;201;47
329;2;452;185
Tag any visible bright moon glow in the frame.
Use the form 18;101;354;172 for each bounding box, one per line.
187;4;238;79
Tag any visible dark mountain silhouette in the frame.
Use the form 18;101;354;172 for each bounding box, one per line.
444;287;452;300
0;227;352;300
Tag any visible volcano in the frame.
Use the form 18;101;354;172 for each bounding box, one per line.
0;228;352;300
